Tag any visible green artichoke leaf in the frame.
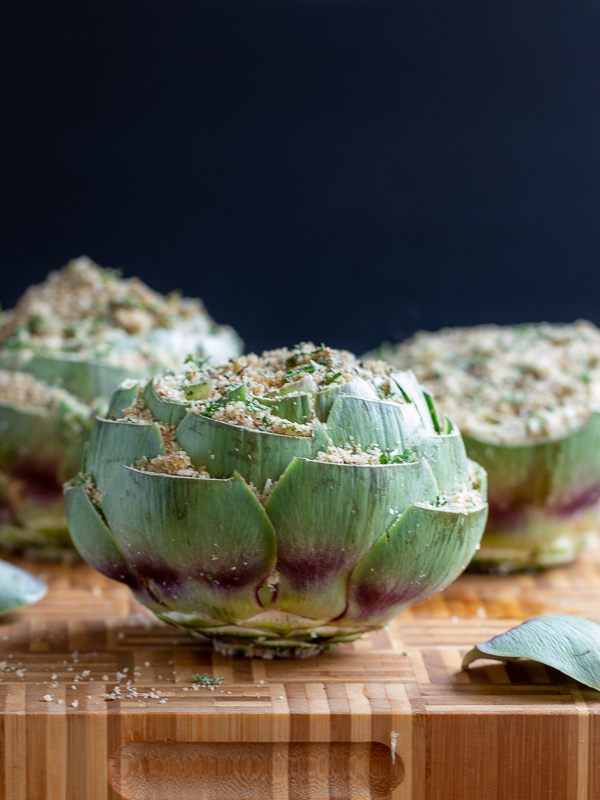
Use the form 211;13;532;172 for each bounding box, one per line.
274;375;318;396
259;393;312;423
344;501;487;625
421;426;470;493
390;371;437;435
463;410;600;509
101;467;276;623
23;355;139;403
0;560;47;615
326;395;406;454
64;483;140;587
0;393;89;479
176;412;329;491
265;457;439;619
315;377;378;422
85;417;165;492
0;403;69;468
462;615;600;691
107;381;142;419
142;377;190;426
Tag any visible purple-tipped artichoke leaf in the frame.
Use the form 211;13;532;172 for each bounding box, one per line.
265;457;438;619
101;467;276;623
462;615;600;691
64;483;139;587
345;502;487;624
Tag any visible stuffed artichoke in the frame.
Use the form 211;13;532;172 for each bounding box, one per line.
0;257;242;559
65;344;487;658
375;321;600;571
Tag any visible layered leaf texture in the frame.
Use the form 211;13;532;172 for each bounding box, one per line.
464;415;600;571
370;323;600;572
66;348;487;657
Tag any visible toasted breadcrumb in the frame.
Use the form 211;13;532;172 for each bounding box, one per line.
0;256;238;370
382;321;600;443
148;343;402;437
316;444;386;465
0;369;90;432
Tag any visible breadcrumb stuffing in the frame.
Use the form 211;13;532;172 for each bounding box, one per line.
0;369;90;433
317;444;387;465
132;418;211;478
151;343;402;437
211;401;312;438
382;321;600;443
82;476;103;507
418;469;485;513
0;256;238;370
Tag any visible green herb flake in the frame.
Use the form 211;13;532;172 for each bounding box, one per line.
190;673;224;686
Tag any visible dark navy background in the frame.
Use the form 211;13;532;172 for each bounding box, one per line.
2;0;600;354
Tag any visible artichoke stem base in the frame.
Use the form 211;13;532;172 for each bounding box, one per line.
468;510;598;573
211;637;332;660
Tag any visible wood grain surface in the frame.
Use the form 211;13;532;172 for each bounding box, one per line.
1;543;600;800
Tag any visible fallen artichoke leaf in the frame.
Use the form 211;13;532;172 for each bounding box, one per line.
0;560;47;615
462;615;600;691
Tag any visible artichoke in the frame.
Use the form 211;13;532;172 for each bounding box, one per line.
374;321;600;572
0;256;242;559
65;344;487;658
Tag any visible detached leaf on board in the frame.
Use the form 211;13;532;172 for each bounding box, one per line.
462;615;600;691
0;560;47;616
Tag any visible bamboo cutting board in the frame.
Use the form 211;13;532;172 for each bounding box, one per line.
1;545;600;800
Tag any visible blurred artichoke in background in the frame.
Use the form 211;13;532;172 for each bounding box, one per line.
0;257;242;559
374;321;600;572
65;344;487;658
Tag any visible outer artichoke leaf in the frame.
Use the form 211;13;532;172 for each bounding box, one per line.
176;411;329;490
259;393;312;423
462;615;600;691
464;410;600;511
344;501;487;625
142;378;190;426
0;403;68;468
265;457;439;619
107;381;141;419
326;395;405;453
0;560;47;615
64;484;139;586
422;428;470;493
315;377;378;422
24;355;137;403
390;371;436;435
85;418;165;493
101;467;276;623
